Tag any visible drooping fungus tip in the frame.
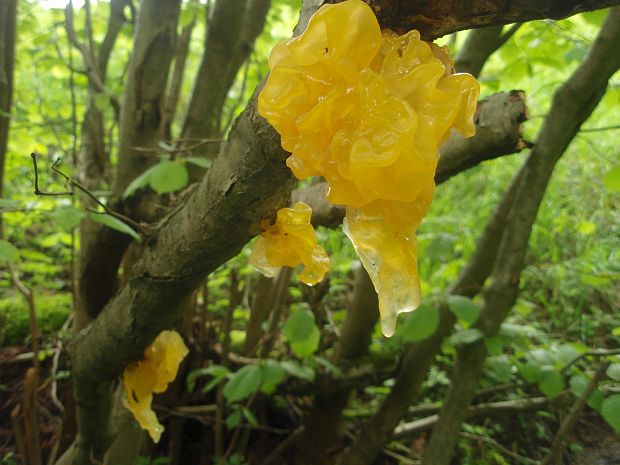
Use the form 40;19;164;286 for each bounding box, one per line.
123;330;189;443
250;201;330;286
258;0;479;336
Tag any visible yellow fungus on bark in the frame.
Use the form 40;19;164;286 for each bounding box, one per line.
258;0;479;336
250;201;330;286
123;330;189;443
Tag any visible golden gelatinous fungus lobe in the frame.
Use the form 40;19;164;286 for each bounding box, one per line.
257;0;479;336
123;330;189;443
250;202;330;286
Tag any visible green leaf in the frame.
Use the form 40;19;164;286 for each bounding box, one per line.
577;220;596;235
226;410;242;430
603;166;620;193
149;161;189;194
223;365;263;403
519;361;541;383
259;360;287;394
447;296;480;326
290;324;320;358
313;356;343;377
186;365;230;392
280;360;315;382
88;212;141;241
399;303;439;342
185;156;211;168
538;367;564;399
601;395;620;432
123;164;161;199
283;308;315;343
448;328;483;346
607;364;620;381
48;206;84;230
488;356;513;382
241;407;258;426
556;343;582;365
484;336;506;356
612;327;620;337
569;374;604;410
0;240;18;262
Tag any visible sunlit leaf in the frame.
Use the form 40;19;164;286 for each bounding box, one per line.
149;161;189;195
0;240;18;262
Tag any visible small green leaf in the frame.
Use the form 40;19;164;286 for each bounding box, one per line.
484;336;506;356
577;221;596;235
187;365;229;392
569;374;604;410
88;212;141;241
290;325;320;358
488;355;513;382
519;361;542;383
225;410;242;430
447;296;480;326
185;156;211;168
606;364;620;381
601;395;620;432
538;367;564;399
612;327;620;337
0;240;19;262
259;360;287;394
49;206;84;230
149;161;189;194
603;166;620;193
399;303;439;342
280;360;315;382
448;328;483;346
223;365;263;403
123;164;161;199
241;407;258;426
283;308;315;343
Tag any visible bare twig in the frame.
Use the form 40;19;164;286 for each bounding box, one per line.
30;153;147;235
460;432;537;465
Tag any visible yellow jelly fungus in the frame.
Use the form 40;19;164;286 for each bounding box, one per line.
258;0;479;336
250;201;330;286
123;330;189;443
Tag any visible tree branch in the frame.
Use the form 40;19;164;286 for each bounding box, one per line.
421;9;620;465
358;0;620;40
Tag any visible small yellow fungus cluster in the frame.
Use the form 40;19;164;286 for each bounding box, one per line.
123;330;189;443
257;0;479;336
250;202;330;286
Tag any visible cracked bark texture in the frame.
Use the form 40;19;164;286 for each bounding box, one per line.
421;8;620;465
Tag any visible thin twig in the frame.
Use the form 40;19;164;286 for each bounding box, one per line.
30;153;147;236
460;432;537;465
260;426;305;465
125;138;225;155
580;124;620;132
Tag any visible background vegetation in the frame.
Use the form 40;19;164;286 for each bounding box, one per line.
1;1;619;465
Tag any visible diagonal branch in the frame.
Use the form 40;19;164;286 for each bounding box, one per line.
421;8;620;465
361;0;620;40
